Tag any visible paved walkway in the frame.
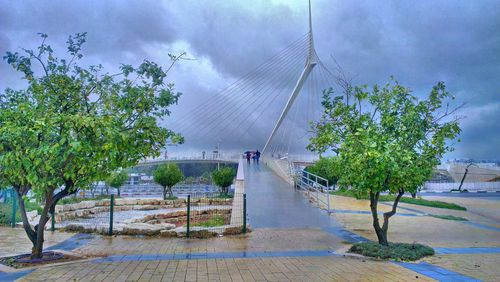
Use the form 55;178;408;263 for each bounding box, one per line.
245;163;338;229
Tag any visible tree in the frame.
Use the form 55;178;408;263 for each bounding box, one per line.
153;163;184;199
0;33;183;258
212;167;236;195
105;171;128;197
308;80;461;245
305;156;340;187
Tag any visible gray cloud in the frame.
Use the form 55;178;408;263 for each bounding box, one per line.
0;0;499;160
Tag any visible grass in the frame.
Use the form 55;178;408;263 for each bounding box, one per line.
349;241;434;261
165;196;178;200
330;190;467;211
192;215;226;227
213;193;233;199
58;195;115;205
429;214;468;221
0;200;42;225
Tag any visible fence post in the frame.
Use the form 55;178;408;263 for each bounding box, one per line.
51;212;55;232
186;195;191;238
11;190;16;228
109;194;114;236
242;193;247;234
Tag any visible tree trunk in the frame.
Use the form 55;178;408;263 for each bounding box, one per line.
162;186;167;200
167;186;173;198
117;188;121;197
411;192;416;198
15;187;37;246
369;191;388;245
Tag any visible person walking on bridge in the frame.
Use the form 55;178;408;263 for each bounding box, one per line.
255;150;261;164
245;151;251;164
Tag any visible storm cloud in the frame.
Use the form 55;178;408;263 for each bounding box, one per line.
1;0;499;160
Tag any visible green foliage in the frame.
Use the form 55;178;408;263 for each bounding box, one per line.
330;190;466;210
310;79;461;245
105;170;128;196
0;33;183;257
58;195;113;205
398;197;466;211
0;200;42;225
192;215;226;227
349;242;435;261
105;171;128;189
212;167;235;195
153;163;184;199
429;214;468;221
305;156;340;186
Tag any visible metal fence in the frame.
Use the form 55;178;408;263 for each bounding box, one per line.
58;192;247;237
0;189;18;227
187;192;246;237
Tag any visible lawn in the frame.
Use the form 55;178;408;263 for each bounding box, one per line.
331;190;466;210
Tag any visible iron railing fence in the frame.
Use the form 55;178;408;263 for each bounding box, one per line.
294;169;332;212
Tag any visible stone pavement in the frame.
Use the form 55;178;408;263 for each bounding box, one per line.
0;227;73;257
18;255;434;282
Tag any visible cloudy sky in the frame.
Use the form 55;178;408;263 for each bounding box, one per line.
1;0;499;160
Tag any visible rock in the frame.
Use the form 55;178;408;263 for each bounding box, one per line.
121;223;163;236
157;223;176;230
223;226;244;235
160;230;177;237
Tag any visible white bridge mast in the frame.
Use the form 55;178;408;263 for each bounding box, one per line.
262;0;317;155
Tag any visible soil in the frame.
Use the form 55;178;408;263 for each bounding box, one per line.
0;251;83;269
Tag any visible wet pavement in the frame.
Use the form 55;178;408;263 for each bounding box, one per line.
245;162;339;229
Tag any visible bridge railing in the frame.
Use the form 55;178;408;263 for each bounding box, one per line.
294;169;332;213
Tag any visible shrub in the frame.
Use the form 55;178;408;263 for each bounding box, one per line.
349;242;434;261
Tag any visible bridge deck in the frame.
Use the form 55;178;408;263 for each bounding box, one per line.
245;161;340;228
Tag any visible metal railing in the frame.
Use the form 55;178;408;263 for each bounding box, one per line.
294;169;332;212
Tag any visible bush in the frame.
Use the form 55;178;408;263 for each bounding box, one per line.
349;242;434;261
212;167;236;195
0;200;42;225
305;157;340;186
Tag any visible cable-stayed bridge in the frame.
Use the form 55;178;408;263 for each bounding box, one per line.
163;1;339;165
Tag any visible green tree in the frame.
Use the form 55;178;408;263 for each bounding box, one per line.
212;167;236;195
105;171;128;197
308;80;461;245
0;33;183;258
153;163;184;199
305;156;340;186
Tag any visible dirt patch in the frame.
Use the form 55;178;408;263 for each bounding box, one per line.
0;251;83;269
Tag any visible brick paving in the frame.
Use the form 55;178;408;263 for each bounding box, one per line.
423;253;500;282
74;228;346;257
19;256;434;282
0;227;73;257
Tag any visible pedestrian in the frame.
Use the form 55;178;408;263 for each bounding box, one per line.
245;151;251;164
255;150;261;164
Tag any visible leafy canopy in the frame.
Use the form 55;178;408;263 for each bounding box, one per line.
0;33;183;257
153;163;184;188
212;167;236;189
0;32;183;199
305;156;340;186
106;171;128;189
308;80;461;196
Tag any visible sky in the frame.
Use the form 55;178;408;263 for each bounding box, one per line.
1;0;499;160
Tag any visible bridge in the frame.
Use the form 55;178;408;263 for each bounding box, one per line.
127;1;336;227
